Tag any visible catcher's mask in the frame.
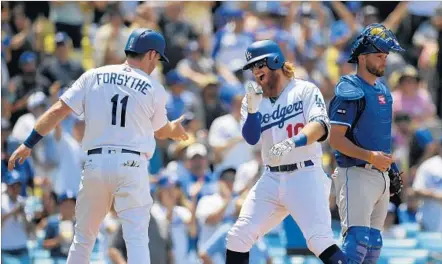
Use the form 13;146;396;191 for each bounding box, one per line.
348;23;404;63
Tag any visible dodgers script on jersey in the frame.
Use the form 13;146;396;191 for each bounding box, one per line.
60;64;168;157
241;79;328;165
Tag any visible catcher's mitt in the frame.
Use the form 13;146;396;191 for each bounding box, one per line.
388;169;403;196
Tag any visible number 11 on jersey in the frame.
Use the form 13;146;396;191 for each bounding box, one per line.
111;94;129;127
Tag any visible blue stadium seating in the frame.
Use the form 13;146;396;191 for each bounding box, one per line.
383;238;418;249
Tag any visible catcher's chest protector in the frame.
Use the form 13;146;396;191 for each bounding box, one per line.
353;83;393;154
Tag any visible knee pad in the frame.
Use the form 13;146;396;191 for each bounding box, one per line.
342;226;370;264
226;217;259;253
363;228;382;264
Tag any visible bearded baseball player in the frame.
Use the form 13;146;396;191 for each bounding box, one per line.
225;40;348;264
8;29;189;264
328;24;404;264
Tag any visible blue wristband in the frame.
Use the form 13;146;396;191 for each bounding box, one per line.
23;129;43;149
292;133;307;147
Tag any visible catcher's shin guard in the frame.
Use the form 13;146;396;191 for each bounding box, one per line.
342;226;370;264
363;228;382;264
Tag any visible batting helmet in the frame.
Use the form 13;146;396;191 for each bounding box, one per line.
124;29;169;63
242;40;285;71
348;23;404;63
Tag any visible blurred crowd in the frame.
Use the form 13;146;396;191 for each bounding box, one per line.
1;1;442;264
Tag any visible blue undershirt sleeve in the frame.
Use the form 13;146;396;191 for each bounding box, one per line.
242;112;261;145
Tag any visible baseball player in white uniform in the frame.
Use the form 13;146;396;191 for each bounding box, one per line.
8;29;189;264
225;40;348;264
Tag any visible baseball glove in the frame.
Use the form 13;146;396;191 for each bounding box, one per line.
388;169;403;196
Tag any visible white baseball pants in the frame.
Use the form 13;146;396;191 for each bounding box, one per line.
226;163;336;257
67;147;153;264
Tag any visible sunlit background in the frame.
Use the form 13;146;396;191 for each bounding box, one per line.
1;1;442;264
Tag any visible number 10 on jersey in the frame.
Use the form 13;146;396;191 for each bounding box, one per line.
111;94;129;127
286;123;304;138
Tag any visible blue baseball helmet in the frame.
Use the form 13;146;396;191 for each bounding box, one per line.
348;23;404;63
242;40;285;71
124;29;169;63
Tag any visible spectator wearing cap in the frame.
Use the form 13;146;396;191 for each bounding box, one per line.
53;116;86;195
158;2;199;74
198;168;271;264
8;51;51;126
40;32;84;89
1;137;34;196
201;78;228;130
181;143;217;201
196;168;238;264
94;5;130;67
165;70;198;122
208;95;252;170
1;170;33;264
151;176;193;264
391;65;436;123
176;40;220;90
43;191;76;262
11;91;48;141
212;8;255;76
253;2;295;63
11;91;60;179
412;137;442;232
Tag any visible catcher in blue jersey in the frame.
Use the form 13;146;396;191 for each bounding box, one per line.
328;24;404;264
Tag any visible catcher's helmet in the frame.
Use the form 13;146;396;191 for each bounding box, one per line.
242;40;285;71
348;23;404;63
125;29;169;63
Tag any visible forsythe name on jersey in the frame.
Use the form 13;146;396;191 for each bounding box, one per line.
258;100;303;132
96;72;151;96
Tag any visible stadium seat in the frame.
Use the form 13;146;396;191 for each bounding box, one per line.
416;232;442;253
304;256;323;264
268;247;287;258
383;238;418;249
400;223;421;238
379;249;429;264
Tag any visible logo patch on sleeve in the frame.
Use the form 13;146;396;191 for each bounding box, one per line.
337;109;346;114
378;95;386;104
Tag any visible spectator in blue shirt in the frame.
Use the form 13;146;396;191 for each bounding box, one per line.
181;143;217;201
43;191;76;263
1;170;33;264
1;118;34;197
165;70;197;121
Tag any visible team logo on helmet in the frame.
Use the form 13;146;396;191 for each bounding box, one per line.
128;37;135;49
246;51;252;61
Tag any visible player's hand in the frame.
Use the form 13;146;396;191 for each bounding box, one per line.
268;138;296;164
170;115;190;141
8;144;32;171
369;151;393;172
245;81;263;113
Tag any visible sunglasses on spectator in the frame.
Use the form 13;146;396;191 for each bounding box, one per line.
251;59;267;70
